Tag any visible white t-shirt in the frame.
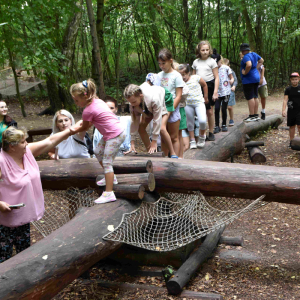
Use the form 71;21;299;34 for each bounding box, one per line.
218;65;232;97
192;58;218;82
55;135;90;159
185;75;204;105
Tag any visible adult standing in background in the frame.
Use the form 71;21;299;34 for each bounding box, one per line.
0;100;17;149
239;43;264;122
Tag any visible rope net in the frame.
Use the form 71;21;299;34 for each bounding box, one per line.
32;188;97;238
103;192;268;252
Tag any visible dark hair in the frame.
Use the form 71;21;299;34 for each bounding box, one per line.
211;48;221;63
158;48;173;62
104;96;118;108
177;63;191;74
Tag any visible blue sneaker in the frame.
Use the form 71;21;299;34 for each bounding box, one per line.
229;119;234;126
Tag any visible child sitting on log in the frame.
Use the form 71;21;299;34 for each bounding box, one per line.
282;72;300;148
69;79;126;204
123;83;178;158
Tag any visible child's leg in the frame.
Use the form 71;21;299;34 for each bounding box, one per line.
195;103;206;136
289;126;296;140
182;129;190;152
138;116;153;151
221;96;229;125
167;120;180;156
247;98;255;115
214;99;221;127
228;106;234;120
102;131;126;192
185;105;196;141
160;113;176;156
254;98;259;115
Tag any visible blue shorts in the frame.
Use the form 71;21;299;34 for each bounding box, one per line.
228;91;236;106
168;106;181;123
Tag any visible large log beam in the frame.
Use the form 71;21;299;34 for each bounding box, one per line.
38;158;300;205
184;114;283;161
0;199;140;300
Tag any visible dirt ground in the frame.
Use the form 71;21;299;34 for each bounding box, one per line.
4;90;300;300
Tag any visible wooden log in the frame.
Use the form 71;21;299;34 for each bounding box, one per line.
291;137;300;150
184;114;283;161
38;158;300;205
248;147;266;163
97;184;145;200
167;226;225;295
82;280;222;299
245;141;264;148
38;158;152;190
219;236;244;246
125;151;165;157
96;173;155;192
0;200;140;300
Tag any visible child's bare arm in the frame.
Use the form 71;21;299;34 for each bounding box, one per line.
259;66;265;85
199;78;208;103
282;95;288;117
229;74;234;85
70;120;92;134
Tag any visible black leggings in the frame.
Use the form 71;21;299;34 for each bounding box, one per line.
215;96;229;127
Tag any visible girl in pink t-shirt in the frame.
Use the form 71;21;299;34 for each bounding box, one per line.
70;79;125;204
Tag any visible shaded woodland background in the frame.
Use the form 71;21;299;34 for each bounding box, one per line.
0;0;299;116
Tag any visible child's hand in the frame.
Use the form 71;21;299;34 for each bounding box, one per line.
212;92;218;101
124;141;137;154
204;97;209;104
231;86;236;92
242;69;246;75
259;79;263;85
282;110;286;117
148;140;157;154
0;201;11;213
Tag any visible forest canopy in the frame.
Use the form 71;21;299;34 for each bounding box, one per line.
0;0;299;114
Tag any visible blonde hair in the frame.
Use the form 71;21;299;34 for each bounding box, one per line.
195;41;213;59
123;84;149;122
2;127;27;152
173;60;179;71
223;58;230;66
69;78;97;104
218;55;224;65
52;110;75;134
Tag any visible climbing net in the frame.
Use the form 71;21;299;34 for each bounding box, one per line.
103;192;268;252
32;188;97;237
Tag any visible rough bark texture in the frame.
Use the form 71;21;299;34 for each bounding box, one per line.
0;200;140;300
184;115;283;161
248;147;266;163
291;137;300;150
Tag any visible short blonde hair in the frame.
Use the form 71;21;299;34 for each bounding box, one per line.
2;127;27;152
223;58;230;66
195;41;213;59
69;78;97;104
123;84;142;99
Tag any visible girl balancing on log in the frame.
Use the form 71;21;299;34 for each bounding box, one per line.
123;83;178;158
70;79;126;204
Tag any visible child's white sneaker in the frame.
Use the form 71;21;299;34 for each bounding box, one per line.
94;191;116;204
189;140;197;149
96;175;118;186
197;137;206;148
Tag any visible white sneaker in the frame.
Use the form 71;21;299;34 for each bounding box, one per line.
244;116;257;122
94;191;116;204
96;175;118;186
197;137;205;148
189;140;197;149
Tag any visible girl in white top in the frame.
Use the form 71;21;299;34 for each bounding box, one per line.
178;63;208;149
157;48;184;157
124;83;177;158
192;41;220;141
48;110;90;159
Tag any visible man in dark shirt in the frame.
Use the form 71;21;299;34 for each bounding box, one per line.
282;72;300;146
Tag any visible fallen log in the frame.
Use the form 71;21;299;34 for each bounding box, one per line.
184;114;283;161
245;141;264;148
96;173;155;192
248;147;266;163
98;184;145;200
82;279;222;300
291;137;300;150
38;158;153;189
167;226;225;295
125;151;165;157
0;200;140;300
219;236;244;246
38;158;300;205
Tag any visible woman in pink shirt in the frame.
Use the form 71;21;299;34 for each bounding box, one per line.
0;126;75;263
70;79;125;204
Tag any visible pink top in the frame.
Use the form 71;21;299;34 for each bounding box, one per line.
0;147;44;227
83;98;124;141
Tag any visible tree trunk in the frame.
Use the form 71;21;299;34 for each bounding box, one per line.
240;0;256;51
0;200;140;300
248;147;266;163
86;0;105;98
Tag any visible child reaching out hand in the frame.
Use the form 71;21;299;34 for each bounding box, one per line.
69;79;126;204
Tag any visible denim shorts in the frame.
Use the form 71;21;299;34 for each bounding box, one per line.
228;91;236;106
182;118;200;137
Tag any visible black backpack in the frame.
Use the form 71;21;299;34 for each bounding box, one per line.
73;133;94;156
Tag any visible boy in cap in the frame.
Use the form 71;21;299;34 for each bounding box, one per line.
282;72;300;147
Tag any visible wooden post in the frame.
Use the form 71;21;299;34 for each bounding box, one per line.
248;147;266;163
